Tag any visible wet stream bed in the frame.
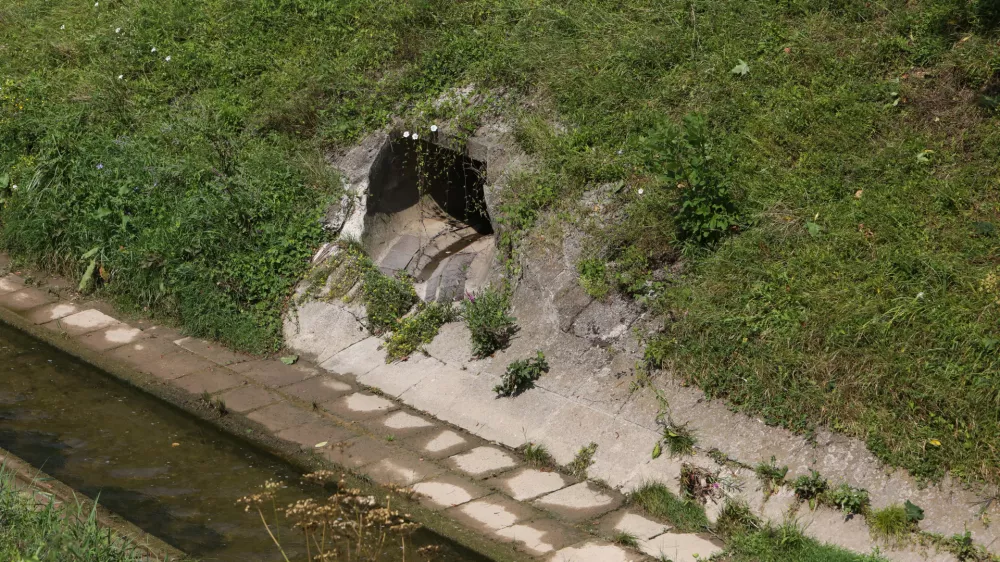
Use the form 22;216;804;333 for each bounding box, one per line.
0;322;490;561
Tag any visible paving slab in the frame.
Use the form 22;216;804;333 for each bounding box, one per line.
319;336;384;376
548;541;643;562
48;309;121;336
247;402;323;432
445;494;540;533
173;337;251;366
638;532;723;562
447;446;519;479
0;288;57;312
496;519;585;556
322;392;397;420
365;452;444;487
218;386;282;413
356;354;444;397
364;410;436;439
411;474;490;510
533;482;623;522
21;302;81;325
406;428;479;460
276;420;356;450
109;341;219;381
598;510;671;541
77;325;149;352
0;275;25;295
490;468;573;502
279;375;352;403
321;437;394;469
232;360;317;388
173;367;244;395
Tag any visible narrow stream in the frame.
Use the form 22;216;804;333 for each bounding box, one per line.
0;322;489;561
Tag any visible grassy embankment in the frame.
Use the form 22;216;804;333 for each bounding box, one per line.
1;0;999;500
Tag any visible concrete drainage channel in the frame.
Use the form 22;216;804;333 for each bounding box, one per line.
0;263;711;562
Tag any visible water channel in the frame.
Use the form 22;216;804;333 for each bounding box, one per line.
0;321;489;561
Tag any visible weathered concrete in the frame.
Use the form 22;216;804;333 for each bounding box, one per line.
491;469;572;502
174;337;250;366
319;335;384;376
496;519;585;556
218;385;282;413
549;541;643;562
407;428;479;459
599;511;671;541
366;453;443;487
0;288;57;312
533;482;622;522
247;402;321;432
173;367;243;395
323;392;397;420
231;360;316;388
49;309;120;336
279;375;353;402
77;325;148;352
21;302;80;325
449;447;519;479
285;300;367;364
413;474;490;510
0;275;26;295
276;420;355;449
638;533;722;562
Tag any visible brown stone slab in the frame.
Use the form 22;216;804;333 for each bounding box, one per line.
21;302;81;325
173;367;243;395
279;375;353;403
109;341;217;381
247;402;321;432
77;325;149;352
411;474;491;511
173;337;252;366
276;420;356;449
365;452;444;487
320;437;393;470
0;288;57;312
231;360;316;388
48;309;121;337
218;386;282;413
0;275;25;295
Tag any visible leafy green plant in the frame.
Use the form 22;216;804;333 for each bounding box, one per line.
826;484;870;518
577;258;611;299
904;500;925;523
361;269;417;335
462;286;517;358
792;470;828;508
384;302;456;362
494;351;549;397
653;407;697;458
755;457;789;498
568;442;598;479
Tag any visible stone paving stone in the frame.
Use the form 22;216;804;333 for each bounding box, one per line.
231;360;316;388
320;437;394;469
411;474;490;510
276;420;356;450
109;341;218;381
598;510;671;541
548;541;643;562
0;288;57;313
77;325;149;352
533;482;623;522
447;446;519;479
173;367;244;395
365;452;444;487
406;428;478;460
364;410;436;439
489;468;572;502
356;354;444;398
21;302;80;325
322;392;396;420
638;532;723;562
248;402;322;433
218;386;282;413
0;275;25;295
319;336;384;377
48;309;121;337
496;518;585;556
279;375;352;403
445;494;539;533
173;337;252;366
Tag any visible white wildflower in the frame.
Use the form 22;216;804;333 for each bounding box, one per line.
60;24;65;30
117;74;123;80
430;125;438;132
11;185;17;191
402;131;410;138
916;292;925;300
412;133;419;140
165;56;171;62
94;2;99;6
637;188;644;195
151;47;157;53
115;27;121;33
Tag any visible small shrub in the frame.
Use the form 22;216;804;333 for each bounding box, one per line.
679;463;722;504
462;286;517;358
362;269;417;335
792;470;828;508
629;482;710;532
568;442;598;479
494;351;549;397
754;456;789;498
577;258;611;299
384;302;456;362
826;484;870;518
521;442;554;467
868;505;912;541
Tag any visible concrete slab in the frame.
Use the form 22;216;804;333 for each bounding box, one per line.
276;420;356;450
50;309;121;337
21;302;80;325
598;510;671;541
321;437;394;469
496;519;585;556
448;446;519;479
356;354;444;398
173;337;251;366
638;532;723;562
109;341;218;381
285;300;367;364
533;482;623;522
247;402;322;432
366;410;436;439
407;428;478;460
445;495;538;532
322;392;396;420
0;275;26;295
548;541;642;562
232;360;317;388
365;453;444;487
77;325;149;352
173;367;243;395
412;474;490;510
279;375;353;403
490;468;572;502
0;288;57;312
218;386;282;413
319;336;384;377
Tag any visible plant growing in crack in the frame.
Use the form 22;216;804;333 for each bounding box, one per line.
494;351;548;397
754;456;788;499
792;470;828;510
568;442;598;479
521;442;554;467
462;286;517;358
652;396;696;458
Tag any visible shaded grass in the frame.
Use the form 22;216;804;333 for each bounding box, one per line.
628;482;709;533
725;523;889;562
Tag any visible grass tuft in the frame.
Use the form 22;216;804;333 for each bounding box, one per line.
628;482;709;533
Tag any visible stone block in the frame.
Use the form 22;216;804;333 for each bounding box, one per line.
110;341;217;381
356;354;443;398
284;300;367;364
232;360;316;388
548;541;643;562
322;392;396;420
445;495;538;533
405;428;478;460
319;336;384;377
490;468;572;502
173;367;243;395
598;510;671;541
496;519;585;556
218;386;282;413
412;474;490;510
0;275;25;295
247;402;322;433
77;325;148;352
280;375;352;402
365;452;443;487
276;421;356;450
320;437;393;470
638;532;723;562
21;302;80;325
0;288;57;312
49;309;120;336
447;446;519;479
173;337;251;366
533;482;623;522
364;410;436;439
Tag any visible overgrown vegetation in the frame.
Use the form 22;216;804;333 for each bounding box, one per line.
0;472;153;562
868;505;914;542
493;351;548;397
361;269;417;335
567;442;598;479
755;457;789;498
792;470;829;509
723;522;890;562
628;482;709;533
462;286;517;358
383;301;456;362
827;484;870;518
521;442;554;467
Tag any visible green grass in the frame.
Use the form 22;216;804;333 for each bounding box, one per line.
2;0;999;486
868;505;912;542
0;471;155;562
383;301;455;361
725;523;889;562
628;482;709;533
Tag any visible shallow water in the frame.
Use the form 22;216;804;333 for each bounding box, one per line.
0;322;489;561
